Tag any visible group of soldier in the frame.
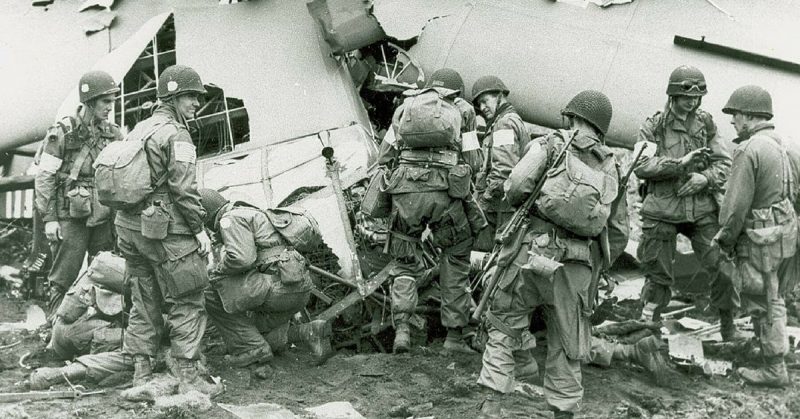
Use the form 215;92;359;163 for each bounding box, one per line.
26;60;797;418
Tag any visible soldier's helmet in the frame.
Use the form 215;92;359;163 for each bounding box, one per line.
471;75;509;105
722;85;773;120
199;188;229;229
157;65;207;99
666;65;707;97
561;90;613;135
78;71;120;104
427;68;465;94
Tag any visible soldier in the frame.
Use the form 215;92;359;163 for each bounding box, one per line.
634;65;737;335
713;86;800;387
477;91;629;419
35;70;123;314
199;189;333;367
383;73;478;354
114;65;218;397
471;75;530;251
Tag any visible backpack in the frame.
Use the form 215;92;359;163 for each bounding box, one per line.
93;122;167;210
536;130;619;237
394;88;461;149
260;206;325;257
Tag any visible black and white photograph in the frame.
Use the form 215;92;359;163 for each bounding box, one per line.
1;0;799;417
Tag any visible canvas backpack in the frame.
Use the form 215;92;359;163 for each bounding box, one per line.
394;88;461;150
93;122;167;210
536;130;619;237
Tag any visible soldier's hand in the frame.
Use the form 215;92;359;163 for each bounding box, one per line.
676;172;708;197
679;147;710;168
44;221;62;242
195;230;212;257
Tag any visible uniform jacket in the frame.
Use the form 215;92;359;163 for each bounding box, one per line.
35;107;122;223
505;130;629;263
477;103;529;213
717;122;800;250
212;203;288;275
115;105;205;235
634;108;731;223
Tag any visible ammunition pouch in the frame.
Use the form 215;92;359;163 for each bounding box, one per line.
742;198;798;273
398;148;458;167
257;246;309;286
66;186;92;219
361;166;392;218
140;202;170;240
447;164;472;199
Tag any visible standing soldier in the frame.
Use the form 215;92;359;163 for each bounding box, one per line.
383;73;478;354
198;189;333;367
35;70;123;314
113;65;217;397
471;75;530;251
713;86;799;387
477;91;628;419
634;65;737;334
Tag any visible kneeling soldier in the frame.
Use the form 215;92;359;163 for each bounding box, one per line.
200;189;333;367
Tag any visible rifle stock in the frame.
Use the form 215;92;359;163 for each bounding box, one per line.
471;131;578;322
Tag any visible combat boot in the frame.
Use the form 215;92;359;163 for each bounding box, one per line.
393;322;411;354
553;410;575;419
133;355;153;387
29;362;88;390
265;323;289;354
738;356;790;388
615;336;668;384
176;358;223;397
444;328;478;354
287;320;333;365
224;344;273;368
719;309;745;342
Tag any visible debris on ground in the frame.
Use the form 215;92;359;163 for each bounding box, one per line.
218;402;298;419
0;305;46;333
305;401;365;419
153;390;213;412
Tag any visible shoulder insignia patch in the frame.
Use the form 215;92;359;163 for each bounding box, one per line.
461;131;479;152
219;217;232;229
173;141;196;164
492;129;515;147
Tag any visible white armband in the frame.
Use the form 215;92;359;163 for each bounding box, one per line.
461;131;479;152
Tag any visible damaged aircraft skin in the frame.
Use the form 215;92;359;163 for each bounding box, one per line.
372;0;800;149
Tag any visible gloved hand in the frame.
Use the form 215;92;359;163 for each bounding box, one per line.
195;230;212;257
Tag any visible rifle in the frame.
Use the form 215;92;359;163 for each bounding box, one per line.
0;386;104;403
595;142;649;297
471;130;578;322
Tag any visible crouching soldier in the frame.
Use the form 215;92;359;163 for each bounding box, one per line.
48;251;127;360
477;91;629;419
713;86;800;387
199;189;333;367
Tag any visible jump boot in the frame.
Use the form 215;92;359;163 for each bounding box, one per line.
444;328;478;354
614;336;669;384
224;344;273;368
738;356;790;388
393;322;411;353
133;355;153;387
29;362;88;390
175;358;223;396
719;309;745;342
286;320;333;365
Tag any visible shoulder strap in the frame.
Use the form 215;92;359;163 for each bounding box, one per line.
68;143;92;182
762;132;795;201
140;121;171;190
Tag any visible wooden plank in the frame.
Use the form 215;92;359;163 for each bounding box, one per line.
315;261;395;322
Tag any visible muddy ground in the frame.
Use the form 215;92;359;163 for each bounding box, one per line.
1;289;799;419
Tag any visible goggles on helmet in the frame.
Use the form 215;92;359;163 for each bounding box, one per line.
669;80;707;94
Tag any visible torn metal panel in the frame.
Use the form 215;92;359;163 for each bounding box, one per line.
82;9;116;34
176;1;373;147
307;0;386;55
79;0;115;12
372;0;471;41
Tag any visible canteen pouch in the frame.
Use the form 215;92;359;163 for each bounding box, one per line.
67;186;92;218
277;250;310;286
141;202;170;240
447;164;472;199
